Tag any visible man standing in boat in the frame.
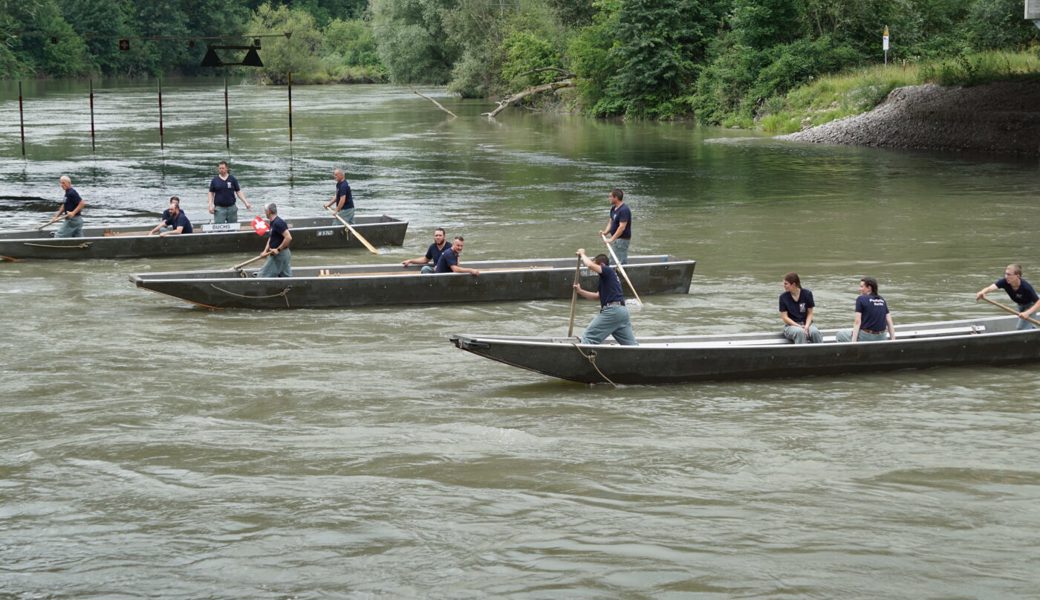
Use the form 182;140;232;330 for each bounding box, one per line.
149;196;193;237
402;227;448;274
600;188;631;265
572;248;638;346
779;272;823;343
323;168;355;224
434;236;480;276
258;203;292;277
208;160;251;224
975;264;1040;330
50;175;86;238
836;277;896;342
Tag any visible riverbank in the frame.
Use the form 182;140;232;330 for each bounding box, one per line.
779;78;1040;155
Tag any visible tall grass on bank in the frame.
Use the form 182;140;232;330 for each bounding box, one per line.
758;51;1040;134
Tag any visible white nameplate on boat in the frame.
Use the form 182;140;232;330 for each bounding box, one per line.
202;223;239;232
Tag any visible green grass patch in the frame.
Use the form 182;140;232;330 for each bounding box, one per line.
757;50;1040;134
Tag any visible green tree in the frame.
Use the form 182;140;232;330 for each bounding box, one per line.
370;0;460;84
249;2;323;83
610;0;718;118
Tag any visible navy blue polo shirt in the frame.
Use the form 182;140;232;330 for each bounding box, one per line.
597;264;625;307
64;187;83;214
210;175;240;207
425;242;447;264
435;247;459;273
161;209;193;234
335;179;354;210
268;216;288;249
856;294;889;331
609;203;632;239
996;278;1039;306
779;289;816;325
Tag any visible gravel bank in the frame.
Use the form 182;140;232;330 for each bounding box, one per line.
779;79;1040;155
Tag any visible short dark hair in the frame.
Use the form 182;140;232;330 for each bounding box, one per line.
219;160;228;167
784;272;801;287
861;277;879;295
610;188;624;201
434;228;446;235
454;235;464;242
593;253;609;265
169;196;180;205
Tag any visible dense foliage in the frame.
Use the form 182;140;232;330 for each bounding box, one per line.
3;0;1038;124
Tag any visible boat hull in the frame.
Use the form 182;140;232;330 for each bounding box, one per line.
130;255;695;309
0;215;407;259
450;316;1040;384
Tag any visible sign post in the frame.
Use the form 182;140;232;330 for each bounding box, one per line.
883;25;890;65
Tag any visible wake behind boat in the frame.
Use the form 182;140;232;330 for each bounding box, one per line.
0;215;407;260
129;254;696;309
450;315;1040;385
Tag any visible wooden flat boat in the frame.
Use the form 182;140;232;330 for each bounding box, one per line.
450;315;1040;385
129;254;695;309
0;215;407;260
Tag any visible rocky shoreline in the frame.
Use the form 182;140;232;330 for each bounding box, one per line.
779;79;1040;155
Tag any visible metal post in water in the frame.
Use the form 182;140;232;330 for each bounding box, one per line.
224;74;230;151
18;81;26;158
288;71;293;143
157;75;165;151
89;79;96;152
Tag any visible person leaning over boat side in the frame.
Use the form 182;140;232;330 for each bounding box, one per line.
779;272;823;344
402;227;448;274
323;168;355;224
572;248;638;346
600;187;632;265
434;236;480;276
835;277;895;342
149;196;193;237
52;175;86;238
208;160;251;224
258;202;292;278
975;263;1040;330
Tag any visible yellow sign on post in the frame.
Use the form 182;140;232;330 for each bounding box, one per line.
882;25;890;64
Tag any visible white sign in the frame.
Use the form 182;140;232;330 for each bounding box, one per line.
882;25;890;51
1028;0;1040;20
201;222;239;232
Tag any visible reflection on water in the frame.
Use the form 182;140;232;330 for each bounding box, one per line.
1;80;1039;598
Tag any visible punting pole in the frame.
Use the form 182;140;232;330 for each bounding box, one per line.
224;74;230;151
157;75;165;151
89;79;96;152
18;81;26;158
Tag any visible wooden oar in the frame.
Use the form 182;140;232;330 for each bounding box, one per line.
326;206;378;255
38;217;61;230
980;296;1040;326
1;255;22;262
232;253;266;276
567;255;581;337
601;234;643;308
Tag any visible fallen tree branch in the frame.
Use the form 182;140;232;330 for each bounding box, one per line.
412;89;457;118
482;79;575;119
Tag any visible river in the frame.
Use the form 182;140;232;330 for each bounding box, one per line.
1;79;1039;598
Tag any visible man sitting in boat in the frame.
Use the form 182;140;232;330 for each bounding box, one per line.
433;236;480;276
975;263;1040;330
148;196;193;237
258;203;292;278
572;248;638;346
402;227;448;274
779;272;823;344
835;277;896;342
